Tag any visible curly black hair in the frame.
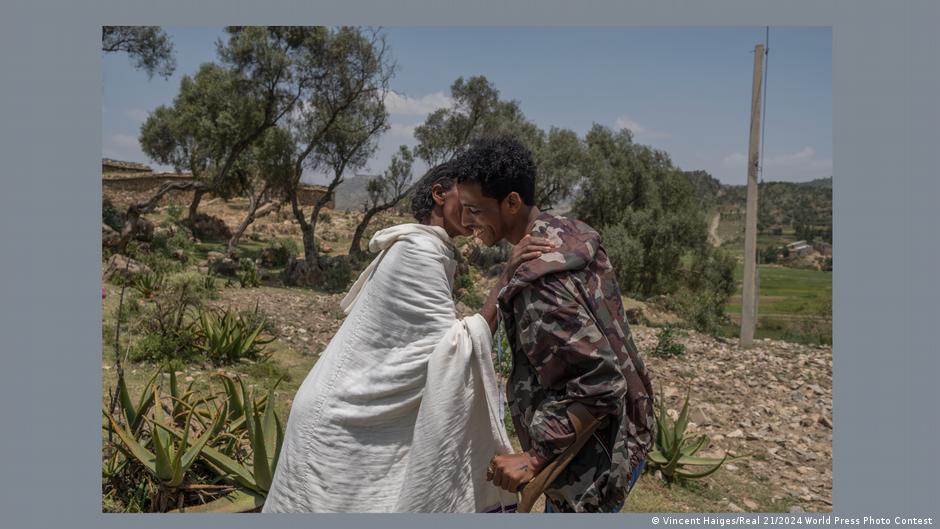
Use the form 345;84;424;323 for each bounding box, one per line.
410;161;458;224
453;136;536;205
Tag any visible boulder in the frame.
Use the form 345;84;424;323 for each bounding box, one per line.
102;254;152;283
102;223;121;248
134;218;155;242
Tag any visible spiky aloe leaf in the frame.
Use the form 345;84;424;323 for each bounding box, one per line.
159;422;261;493
103;410;156;476
673;454;729;480
149;413;176;484
681;434;709;457
675;391;691;440
261;387;279;471
168;489;265;513
250;407;272;492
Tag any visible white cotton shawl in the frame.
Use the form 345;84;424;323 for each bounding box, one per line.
261;224;517;513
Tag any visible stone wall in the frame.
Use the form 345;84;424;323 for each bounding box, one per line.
102;174;198;209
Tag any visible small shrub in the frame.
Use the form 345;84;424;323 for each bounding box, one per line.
651;325;687;358
666;288;730;336
103;197;125;231
127;331;199;364
468;241;509;270
165;202;184;224
237;259;262;288
319;257;353;294
318;210;332;224
151;229;194;259
260;238;299;268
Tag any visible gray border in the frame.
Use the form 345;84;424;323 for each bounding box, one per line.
1;0;938;527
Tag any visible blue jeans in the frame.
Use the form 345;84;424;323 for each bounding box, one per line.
544;458;646;513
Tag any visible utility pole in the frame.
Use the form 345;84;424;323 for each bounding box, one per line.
740;44;765;347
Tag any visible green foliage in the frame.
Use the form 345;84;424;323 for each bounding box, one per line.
103;197;125;231
102;26;176;79
132;272;166;299
128;332;199;364
647;391;734;483
319;257;353;294
651;325;686;359
665;288;731;336
412;75;580;210
260;238;299;268
237;259;262;288
468;241;510;270
152;228;194;259
194;307;274;365
166;202;185;224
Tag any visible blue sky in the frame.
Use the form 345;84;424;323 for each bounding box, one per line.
102;26;831;186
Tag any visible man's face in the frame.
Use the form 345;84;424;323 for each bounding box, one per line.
457;182;506;247
435;183;473;238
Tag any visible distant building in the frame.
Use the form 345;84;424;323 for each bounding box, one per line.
102;158;152;176
102;158;334;209
296;183;335;209
814;241;833;256
786;240;813;256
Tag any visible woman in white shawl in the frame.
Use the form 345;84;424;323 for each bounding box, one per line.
262;162;554;513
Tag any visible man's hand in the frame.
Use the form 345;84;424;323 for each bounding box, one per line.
485;451;548;493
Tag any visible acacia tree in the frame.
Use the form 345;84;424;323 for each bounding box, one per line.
120;27;315;253
139;64;236;223
226;127;295;256
279;27;394;279
348;145;415;257
574;123;715;300
102;26;176;79
412;75;580;210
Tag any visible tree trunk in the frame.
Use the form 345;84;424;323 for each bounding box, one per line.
349;208;381;257
117;180;210;254
187;188;205;222
226;191;269;257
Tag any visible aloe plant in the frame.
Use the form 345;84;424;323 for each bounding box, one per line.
161;376;284;512
104;385;225;494
647;390;734;483
132;272;166;299
195;307;274;364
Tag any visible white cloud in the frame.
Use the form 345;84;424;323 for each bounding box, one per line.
111;133;139;150
125;108;149;123
614;115;671;140
384;90;452;116
388;121;419;138
717;146;832;183
722;152;748;168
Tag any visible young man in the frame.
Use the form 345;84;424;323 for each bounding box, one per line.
455;137;655;513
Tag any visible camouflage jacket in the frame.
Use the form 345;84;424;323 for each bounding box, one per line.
497;212;655;513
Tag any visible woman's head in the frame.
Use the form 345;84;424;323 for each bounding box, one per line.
410;161;472;238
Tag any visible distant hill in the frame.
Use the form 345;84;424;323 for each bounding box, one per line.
716;179;832;233
797;177;832;189
333;174;377;212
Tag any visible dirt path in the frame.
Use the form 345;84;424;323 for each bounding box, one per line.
709;211;722;247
